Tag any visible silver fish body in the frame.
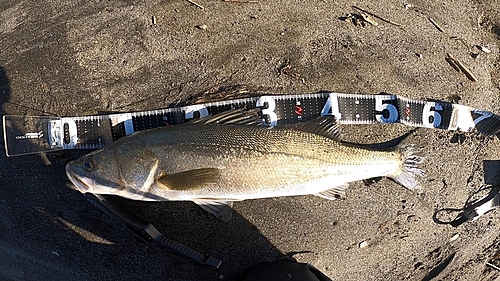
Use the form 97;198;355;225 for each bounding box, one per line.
66;113;424;220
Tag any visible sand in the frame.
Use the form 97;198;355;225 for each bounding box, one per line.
1;0;500;280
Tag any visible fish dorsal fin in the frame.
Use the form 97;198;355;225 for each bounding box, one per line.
292;116;342;141
193;200;234;222
191;108;263;126
157;168;221;191
315;183;349;200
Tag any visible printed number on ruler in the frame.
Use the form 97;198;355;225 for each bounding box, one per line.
257;96;278;126
375;95;398;123
422;102;443;128
473;110;494;125
321;94;342;119
60;118;78;148
184;104;209;120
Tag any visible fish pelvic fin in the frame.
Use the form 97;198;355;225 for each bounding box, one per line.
392;145;425;193
193;200;234;222
157;168;221;191
315;183;349;200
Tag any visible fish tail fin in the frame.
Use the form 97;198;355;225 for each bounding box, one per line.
392;145;425;192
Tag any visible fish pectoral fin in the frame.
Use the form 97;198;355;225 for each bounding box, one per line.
315;183;349;200
193;200;234;222
157;168;221;191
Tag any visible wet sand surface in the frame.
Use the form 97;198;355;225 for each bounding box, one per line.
1;0;500;280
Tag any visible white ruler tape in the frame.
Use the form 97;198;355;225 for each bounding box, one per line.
3;92;500;156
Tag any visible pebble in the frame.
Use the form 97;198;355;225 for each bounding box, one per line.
476;45;491;54
196;24;207;30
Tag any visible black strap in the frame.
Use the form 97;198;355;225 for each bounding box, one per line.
84;193;222;269
433;185;500;227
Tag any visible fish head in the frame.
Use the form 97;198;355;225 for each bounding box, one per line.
65;151;122;194
65;143;162;200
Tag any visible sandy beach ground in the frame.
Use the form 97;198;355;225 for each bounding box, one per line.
1;0;500;280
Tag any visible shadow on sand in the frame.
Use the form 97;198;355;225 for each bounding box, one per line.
0;67;285;280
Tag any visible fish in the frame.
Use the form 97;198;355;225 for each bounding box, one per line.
66;110;425;221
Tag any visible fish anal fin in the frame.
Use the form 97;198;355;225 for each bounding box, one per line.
292;116;342;141
315;183;349;200
157;168;221;191
194;200;234;222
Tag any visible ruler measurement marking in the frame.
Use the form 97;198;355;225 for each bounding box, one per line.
5;92;500;154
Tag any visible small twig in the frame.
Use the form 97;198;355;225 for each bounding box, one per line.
360;13;378;26
352;6;404;29
486;262;500;271
186;0;204;10
445;56;460;72
427;17;444;32
447;53;478;82
278;59;291;76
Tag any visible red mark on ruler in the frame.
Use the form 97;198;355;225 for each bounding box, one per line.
294;105;303;116
405;107;411;116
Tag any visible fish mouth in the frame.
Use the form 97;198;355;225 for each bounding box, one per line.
65;164;94;193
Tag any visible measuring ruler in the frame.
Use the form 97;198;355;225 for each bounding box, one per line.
4;92;500;157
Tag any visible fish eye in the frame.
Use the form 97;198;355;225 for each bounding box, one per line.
82;157;95;171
